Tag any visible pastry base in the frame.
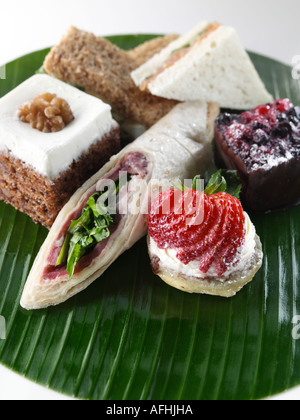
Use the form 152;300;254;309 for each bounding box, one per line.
148;235;263;298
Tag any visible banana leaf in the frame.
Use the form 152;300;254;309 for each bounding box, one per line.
0;34;299;400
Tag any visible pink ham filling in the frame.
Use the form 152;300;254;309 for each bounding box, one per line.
42;152;149;282
43;215;122;281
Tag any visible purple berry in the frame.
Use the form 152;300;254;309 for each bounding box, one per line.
215;99;300;172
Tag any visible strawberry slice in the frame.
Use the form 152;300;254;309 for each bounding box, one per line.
148;186;246;276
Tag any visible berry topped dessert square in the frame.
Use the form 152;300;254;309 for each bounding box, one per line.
214;99;300;212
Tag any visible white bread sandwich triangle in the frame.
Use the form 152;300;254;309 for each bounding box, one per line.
131;21;273;110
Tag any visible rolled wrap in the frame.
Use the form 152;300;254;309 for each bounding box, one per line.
21;100;219;309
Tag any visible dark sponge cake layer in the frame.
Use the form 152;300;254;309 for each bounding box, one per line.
214;100;300;213
215;128;300;212
0;127;120;229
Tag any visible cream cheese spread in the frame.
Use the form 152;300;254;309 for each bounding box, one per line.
149;212;257;280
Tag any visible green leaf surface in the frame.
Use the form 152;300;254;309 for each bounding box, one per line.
57;187;115;279
204;170;227;195
0;35;300;401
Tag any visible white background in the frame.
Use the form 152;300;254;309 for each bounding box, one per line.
0;0;300;400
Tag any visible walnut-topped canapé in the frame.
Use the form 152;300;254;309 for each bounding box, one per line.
18;92;74;133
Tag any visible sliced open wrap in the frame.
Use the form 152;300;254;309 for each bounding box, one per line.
20;101;220;310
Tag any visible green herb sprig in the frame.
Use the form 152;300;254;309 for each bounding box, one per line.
56;191;114;279
56;175;131;279
172;169;242;200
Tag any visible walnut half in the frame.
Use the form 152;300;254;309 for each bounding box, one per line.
18;92;74;133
